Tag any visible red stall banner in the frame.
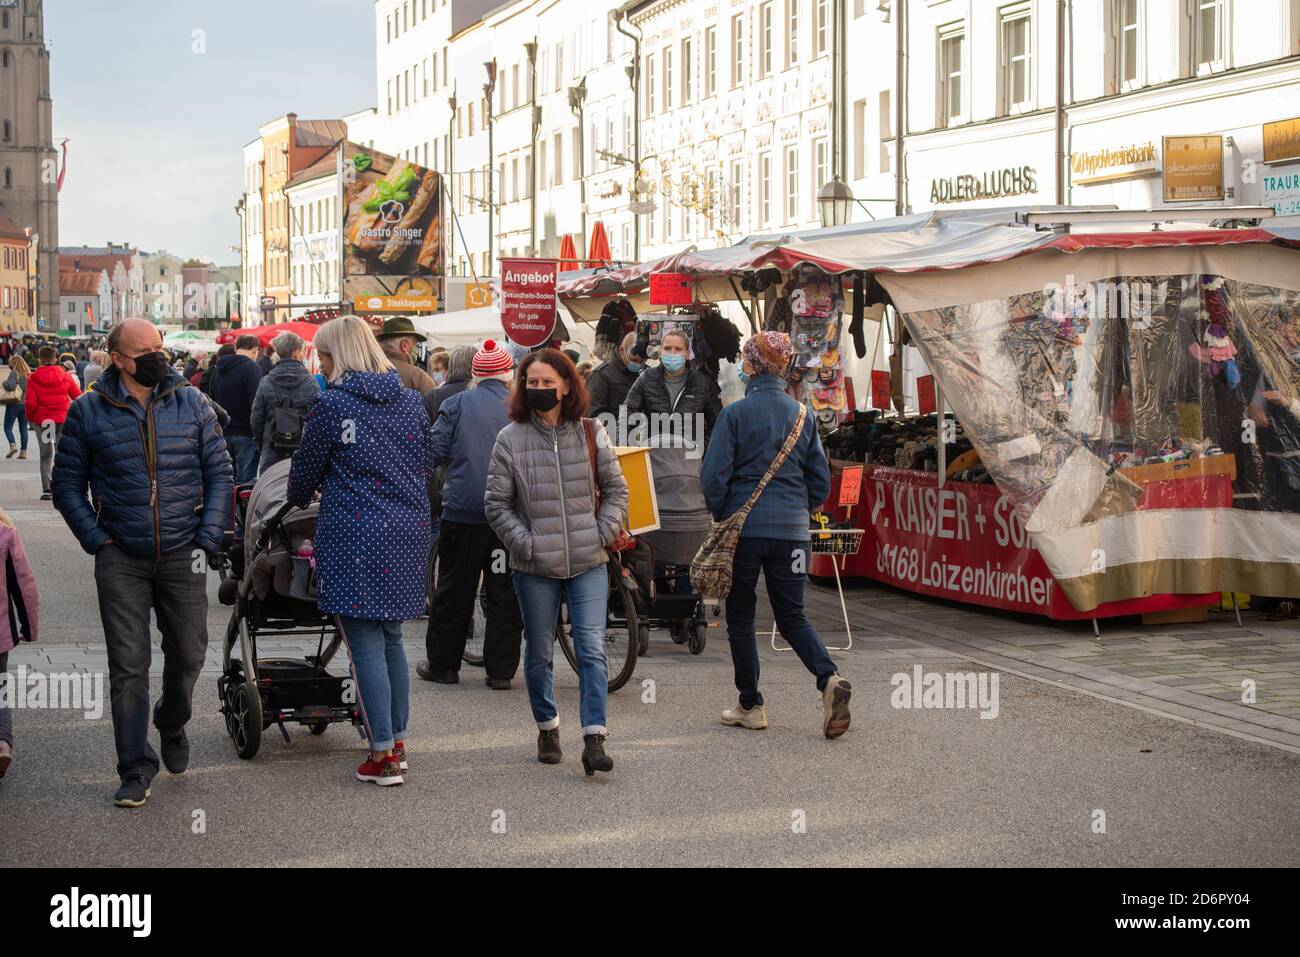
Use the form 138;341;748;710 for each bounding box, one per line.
917;375;936;415
649;272;693;305
812;465;1222;620
500;258;558;347
870;370;891;410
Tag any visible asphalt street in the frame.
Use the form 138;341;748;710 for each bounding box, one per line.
1;446;1298;867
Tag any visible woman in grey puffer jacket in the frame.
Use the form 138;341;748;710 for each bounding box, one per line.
484;349;628;775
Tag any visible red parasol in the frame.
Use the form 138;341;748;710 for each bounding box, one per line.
249;321;320;344
557;234;579;270
586;221;611;268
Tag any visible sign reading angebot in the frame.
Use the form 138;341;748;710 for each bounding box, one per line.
500;258;558;348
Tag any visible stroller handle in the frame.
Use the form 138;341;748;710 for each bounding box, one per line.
257;501;297;552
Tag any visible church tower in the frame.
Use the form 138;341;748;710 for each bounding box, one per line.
0;0;59;327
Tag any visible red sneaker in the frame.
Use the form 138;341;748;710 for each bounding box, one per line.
356;754;403;786
393;741;408;771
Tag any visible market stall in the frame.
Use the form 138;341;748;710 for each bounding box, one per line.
558;209;1300;621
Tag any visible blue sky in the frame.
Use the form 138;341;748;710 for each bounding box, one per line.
47;0;376;265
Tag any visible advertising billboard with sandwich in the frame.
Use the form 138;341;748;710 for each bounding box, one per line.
341;142;443;313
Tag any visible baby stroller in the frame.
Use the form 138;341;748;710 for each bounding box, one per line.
214;459;360;759
635;435;718;654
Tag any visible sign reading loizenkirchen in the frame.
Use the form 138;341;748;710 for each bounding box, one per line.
929;166;1038;205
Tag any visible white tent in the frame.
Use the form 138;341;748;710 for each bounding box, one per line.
409;306;596;358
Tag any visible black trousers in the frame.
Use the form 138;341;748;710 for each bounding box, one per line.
425;520;522;680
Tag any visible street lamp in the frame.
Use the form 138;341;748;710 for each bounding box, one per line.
818;175;855;227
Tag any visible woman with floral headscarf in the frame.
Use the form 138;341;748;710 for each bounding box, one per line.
700;331;851;739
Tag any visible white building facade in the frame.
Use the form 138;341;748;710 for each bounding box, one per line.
901;0;1300;218
240;138;265;325
286;165;343;319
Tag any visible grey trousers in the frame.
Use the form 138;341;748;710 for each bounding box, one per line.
37;421;62;493
94;544;209;783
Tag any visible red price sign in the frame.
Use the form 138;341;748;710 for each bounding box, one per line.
871;370;891;410
649;272;693;305
500;258;558;348
838;465;864;507
917;375;936;415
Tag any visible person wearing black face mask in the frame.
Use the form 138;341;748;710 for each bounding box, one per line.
51;318;233;809
484;349;629;774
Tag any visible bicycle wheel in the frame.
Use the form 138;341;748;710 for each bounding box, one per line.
557;561;639;692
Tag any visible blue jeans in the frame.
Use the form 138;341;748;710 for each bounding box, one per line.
337;616;409;751
226;434;259;485
3;405;28;450
725;537;838;710
513;564;608;735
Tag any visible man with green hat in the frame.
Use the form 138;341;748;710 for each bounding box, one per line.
376;316;436;393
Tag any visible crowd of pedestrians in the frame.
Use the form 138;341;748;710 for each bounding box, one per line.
0;314;851;805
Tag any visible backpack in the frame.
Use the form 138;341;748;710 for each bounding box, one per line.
268;381;310;454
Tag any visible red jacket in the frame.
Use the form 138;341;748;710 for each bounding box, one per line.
24;363;82;426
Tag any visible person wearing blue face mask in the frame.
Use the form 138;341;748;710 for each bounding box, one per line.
624;330;722;446
586;332;642;420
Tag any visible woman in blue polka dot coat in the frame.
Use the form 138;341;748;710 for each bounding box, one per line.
287;316;437;787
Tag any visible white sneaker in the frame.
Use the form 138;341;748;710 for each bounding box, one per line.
822;674;852;739
720;704;769;730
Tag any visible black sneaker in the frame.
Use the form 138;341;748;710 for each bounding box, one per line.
485;677;512;690
159;726;190;774
113;775;151;808
415;660;458;683
39;492;51;501
537;728;562;764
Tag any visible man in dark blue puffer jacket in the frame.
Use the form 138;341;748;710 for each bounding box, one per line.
52;318;233;809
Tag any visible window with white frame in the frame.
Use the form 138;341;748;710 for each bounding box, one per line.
786;0;799;68
556;41;564;91
682;37;693;106
759;2;773;77
815;0;829;56
553;131;563;186
663;46;673;109
1000;5;1033;114
938;23;965;125
646;54;658;114
732;14;745;87
759;152;772;226
785;145;799;222
1117;0;1141;88
1195;0;1225;72
705;26;717;95
813;138;829;212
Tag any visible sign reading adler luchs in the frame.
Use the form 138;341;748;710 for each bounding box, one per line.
930;166;1037;205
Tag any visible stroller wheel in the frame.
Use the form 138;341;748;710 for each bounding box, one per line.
688;621;707;655
637;624;650;657
308;721;329;736
226;679;263;759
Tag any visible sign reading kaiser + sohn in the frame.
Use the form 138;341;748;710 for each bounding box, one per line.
500;258;558;348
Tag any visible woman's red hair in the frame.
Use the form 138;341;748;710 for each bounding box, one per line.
508;348;590;423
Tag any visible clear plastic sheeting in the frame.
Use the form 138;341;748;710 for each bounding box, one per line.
892;268;1300;610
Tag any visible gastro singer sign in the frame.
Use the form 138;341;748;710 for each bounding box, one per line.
500;258;559;348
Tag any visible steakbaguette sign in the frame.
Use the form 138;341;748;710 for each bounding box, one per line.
500;258;558;348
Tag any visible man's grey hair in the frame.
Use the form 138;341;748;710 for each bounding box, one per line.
272;332;305;360
91;350;107;364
